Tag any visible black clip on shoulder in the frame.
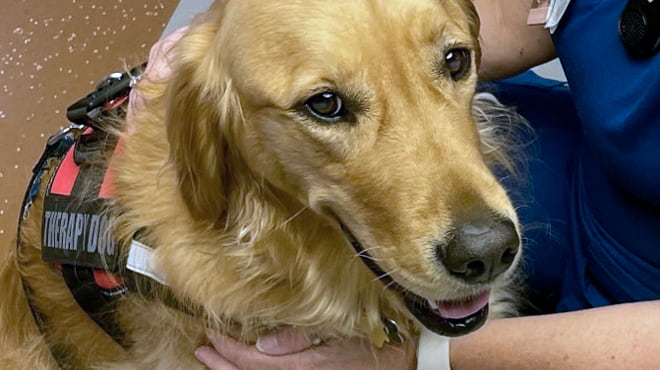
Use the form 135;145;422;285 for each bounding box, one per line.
66;64;145;128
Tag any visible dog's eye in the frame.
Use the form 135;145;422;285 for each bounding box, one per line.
305;92;345;121
444;48;471;80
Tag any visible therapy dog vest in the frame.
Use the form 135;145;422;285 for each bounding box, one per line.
19;68;140;344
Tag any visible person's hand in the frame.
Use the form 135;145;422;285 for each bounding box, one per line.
194;328;417;370
126;27;187;133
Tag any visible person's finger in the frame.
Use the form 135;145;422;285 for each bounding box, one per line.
205;331;296;369
194;345;239;370
144;26;188;80
206;329;255;354
256;327;316;355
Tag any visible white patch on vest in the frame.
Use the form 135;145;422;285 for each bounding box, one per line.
126;239;168;285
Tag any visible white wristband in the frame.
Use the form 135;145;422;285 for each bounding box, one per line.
417;328;451;370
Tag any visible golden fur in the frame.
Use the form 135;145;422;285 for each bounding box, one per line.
1;0;524;368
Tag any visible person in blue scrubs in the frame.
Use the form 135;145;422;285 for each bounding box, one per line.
186;0;660;368
443;1;660;367
495;0;660;314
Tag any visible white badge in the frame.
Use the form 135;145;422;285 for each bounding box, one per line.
527;0;572;33
528;0;552;26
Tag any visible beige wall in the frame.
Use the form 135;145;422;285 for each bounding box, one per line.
0;0;179;251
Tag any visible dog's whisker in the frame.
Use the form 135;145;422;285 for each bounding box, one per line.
372;267;400;284
376;267;400;280
357;245;384;253
354;247;386;263
353;245;384;257
356;253;382;262
278;207;307;229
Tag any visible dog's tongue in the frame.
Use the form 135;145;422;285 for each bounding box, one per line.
432;290;490;320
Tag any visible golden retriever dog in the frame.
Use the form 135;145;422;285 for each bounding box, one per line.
1;0;524;368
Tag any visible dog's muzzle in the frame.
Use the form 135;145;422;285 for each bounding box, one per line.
340;223;492;337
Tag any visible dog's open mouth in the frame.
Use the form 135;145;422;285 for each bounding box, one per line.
405;290;489;337
340;223;489;337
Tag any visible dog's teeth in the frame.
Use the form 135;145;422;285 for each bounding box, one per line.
427;299;439;310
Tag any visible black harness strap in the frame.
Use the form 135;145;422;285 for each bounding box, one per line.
19;66;144;349
60;265;126;342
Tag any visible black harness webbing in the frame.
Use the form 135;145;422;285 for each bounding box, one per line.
18;65;144;346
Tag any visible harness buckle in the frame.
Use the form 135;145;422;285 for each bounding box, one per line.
382;317;404;343
66;64;144;127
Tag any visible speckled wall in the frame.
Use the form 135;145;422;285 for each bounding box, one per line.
0;0;180;251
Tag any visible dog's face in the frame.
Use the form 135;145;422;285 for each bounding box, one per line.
166;0;520;337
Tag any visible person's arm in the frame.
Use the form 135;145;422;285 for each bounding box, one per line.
450;300;660;369
195;328;416;370
195;301;660;369
474;0;556;80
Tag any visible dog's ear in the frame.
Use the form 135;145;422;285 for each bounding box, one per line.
165;19;242;222
440;0;482;66
460;0;482;66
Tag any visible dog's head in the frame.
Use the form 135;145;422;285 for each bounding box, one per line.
165;0;520;338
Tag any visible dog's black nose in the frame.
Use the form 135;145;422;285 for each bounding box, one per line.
438;217;519;284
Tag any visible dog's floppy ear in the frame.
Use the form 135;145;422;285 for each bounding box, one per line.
460;1;481;39
165;17;242;222
461;0;482;66
439;0;482;65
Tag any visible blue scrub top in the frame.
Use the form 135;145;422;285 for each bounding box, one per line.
492;0;660;313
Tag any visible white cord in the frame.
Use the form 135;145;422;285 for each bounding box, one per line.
417;328;451;370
